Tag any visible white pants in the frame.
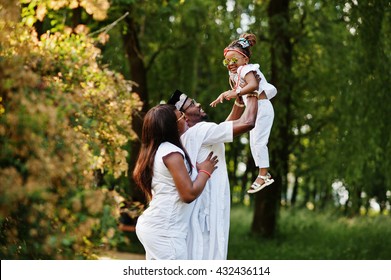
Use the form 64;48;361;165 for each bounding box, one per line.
250;99;274;168
136;224;188;260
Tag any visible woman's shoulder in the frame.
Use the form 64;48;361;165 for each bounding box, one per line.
158;142;184;156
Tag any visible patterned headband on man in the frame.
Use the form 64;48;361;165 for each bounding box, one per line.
167;89;189;111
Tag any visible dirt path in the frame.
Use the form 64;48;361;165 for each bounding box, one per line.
98;250;145;260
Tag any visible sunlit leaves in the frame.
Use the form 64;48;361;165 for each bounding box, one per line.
20;0;110;29
0;6;141;257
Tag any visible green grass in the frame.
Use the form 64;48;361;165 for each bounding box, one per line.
228;206;391;260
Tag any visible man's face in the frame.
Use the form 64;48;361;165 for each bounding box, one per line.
181;97;208;127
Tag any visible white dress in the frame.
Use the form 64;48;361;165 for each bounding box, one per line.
229;63;277;168
135;142;194;260
181;121;233;259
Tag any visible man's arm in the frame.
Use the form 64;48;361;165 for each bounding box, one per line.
230;95;258;137
226;97;245;121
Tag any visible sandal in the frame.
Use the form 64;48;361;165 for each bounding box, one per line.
247;173;274;194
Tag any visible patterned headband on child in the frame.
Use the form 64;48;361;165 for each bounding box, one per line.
237;38;250;48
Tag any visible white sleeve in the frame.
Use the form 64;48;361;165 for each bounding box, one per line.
238;64;259;77
240;64;277;100
260;77;277;99
196;121;233;146
257;67;277;100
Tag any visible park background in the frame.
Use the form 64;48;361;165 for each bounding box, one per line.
0;0;390;260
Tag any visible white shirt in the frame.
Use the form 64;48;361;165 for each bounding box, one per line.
181;121;233;259
137;142;194;238
229;63;277;101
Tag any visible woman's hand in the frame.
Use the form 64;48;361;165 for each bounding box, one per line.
196;151;218;176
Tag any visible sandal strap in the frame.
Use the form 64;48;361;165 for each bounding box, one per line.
249;173;274;191
257;173;272;180
257;175;269;180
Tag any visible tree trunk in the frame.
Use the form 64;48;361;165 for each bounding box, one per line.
291;175;299;206
122;10;149;204
251;0;293;237
71;7;82;29
348;185;362;217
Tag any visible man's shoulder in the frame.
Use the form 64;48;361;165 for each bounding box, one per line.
184;121;218;139
186;120;232;135
189;121;217;130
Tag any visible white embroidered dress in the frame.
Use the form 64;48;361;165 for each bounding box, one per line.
136;142;194;260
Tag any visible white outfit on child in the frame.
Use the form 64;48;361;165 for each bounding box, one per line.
136;142;194;260
229;63;277;168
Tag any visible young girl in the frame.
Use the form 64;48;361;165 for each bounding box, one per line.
210;33;277;194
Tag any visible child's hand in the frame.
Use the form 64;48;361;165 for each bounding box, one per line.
210;92;226;107
224;90;237;100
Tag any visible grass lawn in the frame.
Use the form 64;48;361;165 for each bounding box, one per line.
228;205;391;260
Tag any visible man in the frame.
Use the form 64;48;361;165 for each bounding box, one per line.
168;89;259;259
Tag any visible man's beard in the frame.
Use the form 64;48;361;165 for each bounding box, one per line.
186;111;208;122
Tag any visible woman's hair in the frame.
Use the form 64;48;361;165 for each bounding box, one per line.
132;104;192;200
226;33;257;58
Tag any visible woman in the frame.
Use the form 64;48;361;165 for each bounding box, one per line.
133;104;218;260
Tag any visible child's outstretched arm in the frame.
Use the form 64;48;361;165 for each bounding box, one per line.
210;91;231;107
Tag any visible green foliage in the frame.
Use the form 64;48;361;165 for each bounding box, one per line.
96;0;391;216
0;3;142;258
2;0;389;259
271;0;391;213
333;0;391;205
229;206;391;259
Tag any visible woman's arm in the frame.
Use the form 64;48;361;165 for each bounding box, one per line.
163;152;217;203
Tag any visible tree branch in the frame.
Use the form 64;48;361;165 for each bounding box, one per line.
89;12;129;37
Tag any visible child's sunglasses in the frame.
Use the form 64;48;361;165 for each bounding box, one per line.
222;57;239;66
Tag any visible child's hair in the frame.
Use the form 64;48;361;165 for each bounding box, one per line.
226;33;257;58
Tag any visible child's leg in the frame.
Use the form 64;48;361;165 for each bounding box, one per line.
258;167;270;180
253;168;270;186
247;100;274;194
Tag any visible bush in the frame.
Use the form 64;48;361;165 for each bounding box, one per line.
0;19;141;259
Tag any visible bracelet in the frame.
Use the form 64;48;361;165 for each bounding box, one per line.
234;100;245;107
199;169;211;178
247;93;258;98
